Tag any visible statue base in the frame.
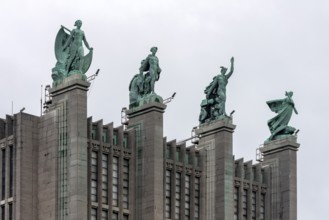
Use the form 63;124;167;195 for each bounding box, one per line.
129;93;163;109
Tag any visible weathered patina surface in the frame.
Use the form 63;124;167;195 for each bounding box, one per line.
52;20;93;85
199;57;234;124
129;47;163;107
266;91;298;141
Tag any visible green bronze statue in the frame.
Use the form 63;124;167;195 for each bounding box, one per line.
266;91;298;141
129;47;163;107
52;20;93;84
199;57;234;124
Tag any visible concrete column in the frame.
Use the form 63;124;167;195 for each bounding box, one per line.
260;136;299;220
196;118;235;220
127;102;166;220
49;75;90;220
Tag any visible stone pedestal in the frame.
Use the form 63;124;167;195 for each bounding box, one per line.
127;102;166;220
45;75;90;220
196;118;236;220
260;136;299;220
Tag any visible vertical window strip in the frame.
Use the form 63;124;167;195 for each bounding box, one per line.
175;172;181;220
185;175;190;220
112;157;119;207
9;146;13;198
260;193;265;220
1;205;4;220
2;149;6;200
112;212;118;220
102;154;108;204
122;159;129;209
194;177;200;220
123;134;128;148
242;189;248;220
91;207;97;220
251;191;256;220
9;203;13;220
234;187;239;220
101;209;108;220
91;151;98;202
165;170;171;219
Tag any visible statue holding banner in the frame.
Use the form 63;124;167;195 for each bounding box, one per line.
52;20;93;85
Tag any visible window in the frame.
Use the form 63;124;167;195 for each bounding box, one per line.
175;148;181;162
112;157;119;207
166;146;171;159
9;146;13;197
251;191;256;220
260;193;265;220
102;154;108;204
242;189;248;220
91;151;98;202
123;214;129;220
185;175;190;219
112;212;118;220
102;129;108;143
91;208;97;220
123;134;128;148
165;170;171;218
123;159;129;209
92;127;97;140
234;187;239;220
2;149;6;200
175;172;181;220
113;131;117;145
101;210;108;220
194;177;200;220
185;154;190;165
9;203;13;220
195;155;200;167
1;205;4;220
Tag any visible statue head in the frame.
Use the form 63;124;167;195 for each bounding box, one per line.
285;91;293;98
74;20;82;28
220;66;227;74
150;47;158;54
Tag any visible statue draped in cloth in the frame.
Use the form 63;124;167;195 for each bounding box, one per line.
52;20;93;84
266;91;298;141
199;57;234;124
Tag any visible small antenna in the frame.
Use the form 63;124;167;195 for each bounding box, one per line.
163;92;176;105
40;85;43;116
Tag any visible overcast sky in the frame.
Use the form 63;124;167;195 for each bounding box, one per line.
1;0;328;219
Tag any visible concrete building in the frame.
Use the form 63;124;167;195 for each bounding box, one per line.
0;74;300;220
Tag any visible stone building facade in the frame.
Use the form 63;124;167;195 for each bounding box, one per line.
0;74;299;220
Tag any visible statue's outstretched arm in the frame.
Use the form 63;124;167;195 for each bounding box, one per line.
293;106;298;114
226;57;234;79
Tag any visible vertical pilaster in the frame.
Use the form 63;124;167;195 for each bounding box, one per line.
196;118;235;220
49;74;90;220
127;102;166;220
260;136;299;220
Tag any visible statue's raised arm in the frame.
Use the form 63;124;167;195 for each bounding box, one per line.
225;57;234;79
51;20;93;85
266;91;298;141
199;57;235;124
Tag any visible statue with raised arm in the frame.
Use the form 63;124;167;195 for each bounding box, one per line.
52;20;93;85
140;47;162;94
266;91;298;141
199;57;234;124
